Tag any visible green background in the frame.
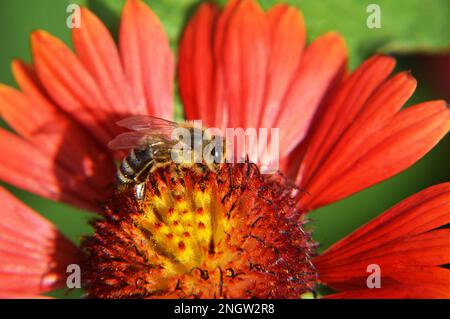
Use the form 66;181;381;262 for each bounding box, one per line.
0;0;449;298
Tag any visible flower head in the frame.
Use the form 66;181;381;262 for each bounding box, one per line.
82;163;316;298
0;0;449;299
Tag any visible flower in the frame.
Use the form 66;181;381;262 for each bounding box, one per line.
0;0;449;298
82;162;317;298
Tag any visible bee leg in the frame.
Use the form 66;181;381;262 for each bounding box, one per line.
132;160;154;204
134;183;146;202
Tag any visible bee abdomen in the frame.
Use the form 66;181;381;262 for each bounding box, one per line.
117;158;136;183
117;147;154;184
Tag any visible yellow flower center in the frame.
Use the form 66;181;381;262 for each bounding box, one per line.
82;163;317;298
135;179;230;270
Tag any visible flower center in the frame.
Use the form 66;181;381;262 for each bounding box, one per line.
82;163;317;298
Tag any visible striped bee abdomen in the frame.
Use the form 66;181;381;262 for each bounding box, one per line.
117;147;154;184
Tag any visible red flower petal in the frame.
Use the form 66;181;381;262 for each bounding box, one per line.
325;283;450;299
297;55;450;209
0;291;52;299
273;32;347;157
210;0;242;130
178;2;219;126
31;30;115;145
0;63;115;212
321;266;450;295
119;0;174;119
258;4;306;131
0;129;110;212
180;0;272;130
8;61;114;175
220;0;269;129
179;1;345;168
315;183;450;296
297;56;396;185
0;187;79;295
73;8;138;116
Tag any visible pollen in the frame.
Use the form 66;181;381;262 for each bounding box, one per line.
81;163;317;298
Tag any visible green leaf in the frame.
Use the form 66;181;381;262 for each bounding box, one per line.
0;0;84;86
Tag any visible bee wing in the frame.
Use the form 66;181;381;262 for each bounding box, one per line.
116;116;181;135
108;131;151;150
110;116;187;151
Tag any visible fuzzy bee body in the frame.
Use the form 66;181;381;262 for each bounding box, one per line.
109;116;226;201
117;147;155;184
116;143;174;201
115;140;176;201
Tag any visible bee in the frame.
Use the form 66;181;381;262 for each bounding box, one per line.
108;116;226;200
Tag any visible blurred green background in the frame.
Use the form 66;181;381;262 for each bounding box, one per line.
0;0;449;298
